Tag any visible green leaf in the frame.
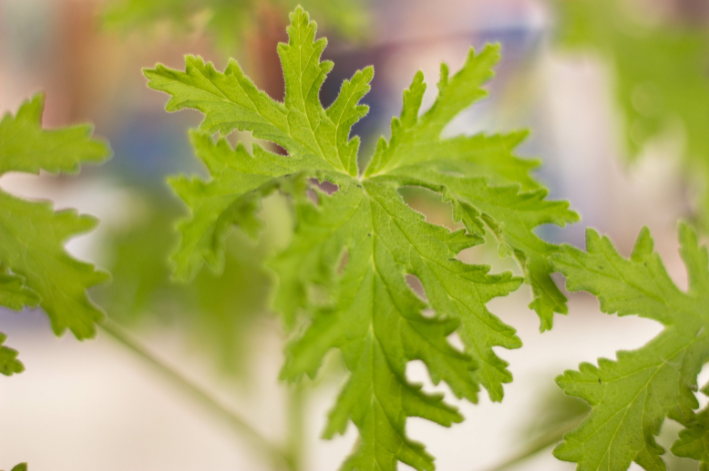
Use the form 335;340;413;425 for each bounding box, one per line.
552;223;709;470
147;7;577;469
0;332;24;376
0;93;111;339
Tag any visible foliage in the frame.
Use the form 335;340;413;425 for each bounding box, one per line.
0;93;110;375
145;7;578;469
103;0;367;52
553;0;709;226
553;223;709;470
98;191;276;378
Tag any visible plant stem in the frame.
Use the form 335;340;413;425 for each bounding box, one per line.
480;417;583;471
99;319;293;470
284;382;306;471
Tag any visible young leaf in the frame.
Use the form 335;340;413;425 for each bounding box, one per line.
0;93;110;340
146;7;577;469
552;223;709;470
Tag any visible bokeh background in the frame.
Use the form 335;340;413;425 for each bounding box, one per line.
1;0;709;470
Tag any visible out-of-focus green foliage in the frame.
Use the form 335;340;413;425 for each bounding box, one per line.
98;190;286;378
553;0;709;226
483;387;588;471
490;385;698;471
103;0;368;52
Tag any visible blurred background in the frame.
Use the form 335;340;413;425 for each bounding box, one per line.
1;0;709;469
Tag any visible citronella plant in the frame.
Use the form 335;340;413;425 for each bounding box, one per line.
7;6;709;471
145;7;579;470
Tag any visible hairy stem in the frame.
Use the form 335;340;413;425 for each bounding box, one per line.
99;318;293;470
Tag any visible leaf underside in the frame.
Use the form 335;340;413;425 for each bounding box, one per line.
146;7;577;470
553;223;709;471
0;94;111;371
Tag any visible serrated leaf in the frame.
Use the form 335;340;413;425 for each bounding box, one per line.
147;7;577;469
673;407;709;470
552;223;709;470
0;93;110;340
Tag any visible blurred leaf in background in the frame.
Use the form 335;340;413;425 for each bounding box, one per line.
97;189;290;379
552;0;709;227
102;0;368;53
483;386;587;471
487;384;698;471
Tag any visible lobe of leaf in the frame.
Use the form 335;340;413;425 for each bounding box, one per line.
0;332;23;376
147;7;577;470
552;223;709;471
0;93;110;340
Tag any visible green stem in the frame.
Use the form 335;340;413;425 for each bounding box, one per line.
480;417;582;471
99;319;292;471
284;382;306;471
